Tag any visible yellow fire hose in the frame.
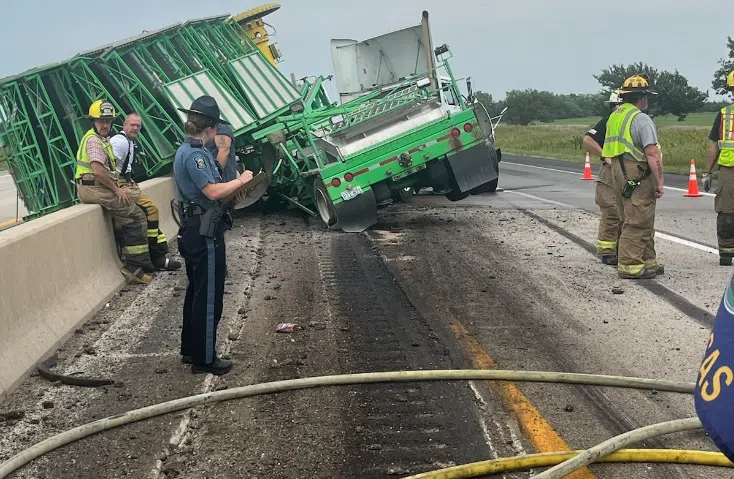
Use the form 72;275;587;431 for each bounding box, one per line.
402;449;734;478
0;369;718;479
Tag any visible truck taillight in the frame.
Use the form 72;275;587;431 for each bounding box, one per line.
331;178;341;187
463;123;473;133
451;128;461;138
344;172;354;182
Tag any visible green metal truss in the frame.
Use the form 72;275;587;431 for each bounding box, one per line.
0;82;54;216
22;73;77;209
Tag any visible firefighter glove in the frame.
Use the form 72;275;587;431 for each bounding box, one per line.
702;172;712;192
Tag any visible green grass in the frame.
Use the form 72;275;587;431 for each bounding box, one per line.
495;122;713;175
549;112;717;128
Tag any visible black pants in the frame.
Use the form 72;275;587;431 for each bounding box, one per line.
177;215;226;366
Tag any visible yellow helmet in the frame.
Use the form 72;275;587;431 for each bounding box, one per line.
618;74;657;95
726;71;734;88
87;99;116;120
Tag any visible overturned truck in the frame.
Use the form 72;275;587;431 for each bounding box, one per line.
0;7;502;232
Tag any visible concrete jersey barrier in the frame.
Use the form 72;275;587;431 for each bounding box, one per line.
0;177;178;403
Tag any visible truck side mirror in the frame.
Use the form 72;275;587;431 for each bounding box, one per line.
466;78;473;103
434;44;449;56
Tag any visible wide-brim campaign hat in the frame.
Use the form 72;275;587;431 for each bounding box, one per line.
177;95;230;125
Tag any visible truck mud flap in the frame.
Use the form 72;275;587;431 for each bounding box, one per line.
333;188;378;233
446;143;499;193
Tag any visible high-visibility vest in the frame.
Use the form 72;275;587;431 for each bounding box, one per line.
75;128;117;179
718;105;734;167
601;103;645;162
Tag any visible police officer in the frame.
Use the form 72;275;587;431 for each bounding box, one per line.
173;95;253;375
583;90;624;265
703;70;734;266
602;74;664;280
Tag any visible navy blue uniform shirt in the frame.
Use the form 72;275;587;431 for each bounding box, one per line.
585;115;610;148
173;138;223;203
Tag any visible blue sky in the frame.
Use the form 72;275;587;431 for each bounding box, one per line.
1;0;731;101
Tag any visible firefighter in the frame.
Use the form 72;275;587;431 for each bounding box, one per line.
601;74;665;280
173;95;253;375
110;112;181;271
75;100;154;284
702;70;734;266
583;90;624;265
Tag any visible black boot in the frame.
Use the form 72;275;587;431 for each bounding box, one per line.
154;257;182;271
721;256;733;266
192;358;233;375
601;255;618;265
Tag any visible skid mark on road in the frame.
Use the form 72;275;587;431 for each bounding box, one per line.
518;208;714;327
505;189;719;252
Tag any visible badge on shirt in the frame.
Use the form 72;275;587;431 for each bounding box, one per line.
194;156;207;170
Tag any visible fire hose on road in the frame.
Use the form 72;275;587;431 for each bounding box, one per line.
0;369;729;479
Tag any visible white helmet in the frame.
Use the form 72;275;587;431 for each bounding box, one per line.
604;90;623;105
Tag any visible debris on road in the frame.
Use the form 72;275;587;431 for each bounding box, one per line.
276;323;296;333
37;355;114;387
0;410;25;422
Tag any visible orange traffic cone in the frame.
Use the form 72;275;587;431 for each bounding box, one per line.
684;158;703;197
581;152;594;180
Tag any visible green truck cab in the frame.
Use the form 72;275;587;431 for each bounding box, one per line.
303;12;504;232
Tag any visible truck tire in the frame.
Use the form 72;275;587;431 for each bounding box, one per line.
392;186;414;202
445;188;470;202
314;178;337;227
470;177;499;195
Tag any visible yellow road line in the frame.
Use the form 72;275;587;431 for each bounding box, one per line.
0;217;21;229
449;319;596;479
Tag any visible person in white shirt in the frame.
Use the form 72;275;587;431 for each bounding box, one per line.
110;112;181;271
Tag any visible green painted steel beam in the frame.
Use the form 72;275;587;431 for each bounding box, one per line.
22;73;77;208
97;52;183;176
0;82;53;215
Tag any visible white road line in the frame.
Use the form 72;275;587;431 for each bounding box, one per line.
504;190;718;255
654;232;718;255
504;161;579;177
504;161;716;197
505;190;576;209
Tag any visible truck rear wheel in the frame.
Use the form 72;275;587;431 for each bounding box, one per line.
314;178;337;227
470;177;499;195
392;186;414;202
445;188;470;202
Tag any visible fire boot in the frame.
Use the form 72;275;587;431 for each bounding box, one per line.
601;255;618;265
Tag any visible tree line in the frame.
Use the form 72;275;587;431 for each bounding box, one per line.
477;39;734;126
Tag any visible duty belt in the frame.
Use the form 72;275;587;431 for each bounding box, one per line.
180;201;207;218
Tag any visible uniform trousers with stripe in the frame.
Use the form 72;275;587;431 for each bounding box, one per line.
77;183;153;272
177;214;226;366
116;179;170;266
594;162;622;256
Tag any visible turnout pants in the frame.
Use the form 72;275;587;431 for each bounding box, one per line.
611;157;660;277
117;179;170;266
715;165;734;258
595;162;622;256
77;183;153;272
178;215;226;366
